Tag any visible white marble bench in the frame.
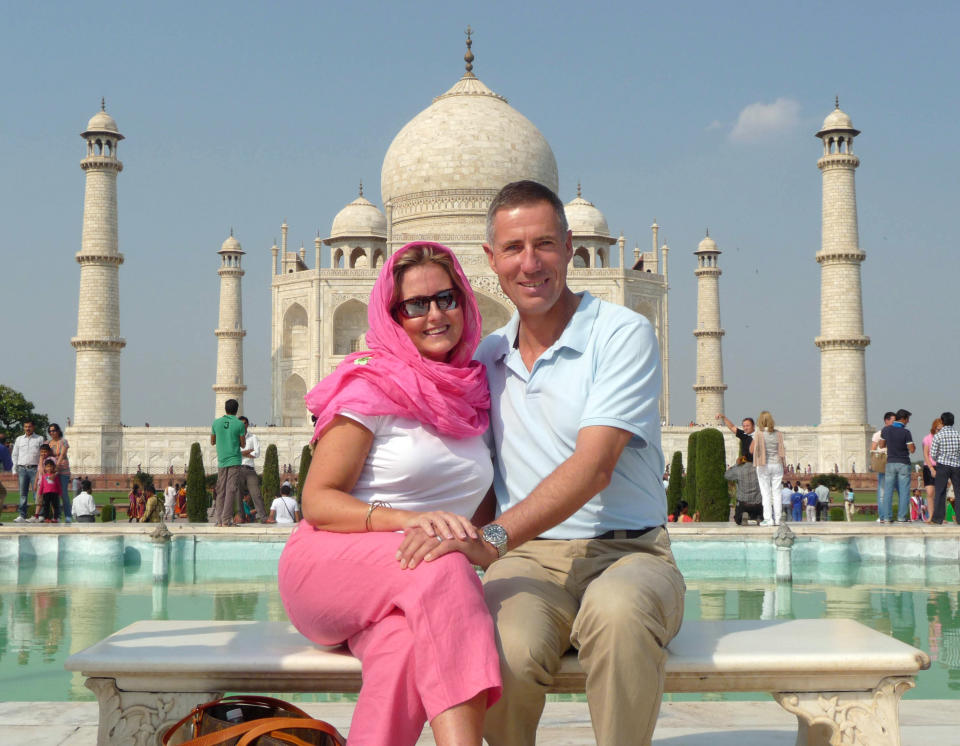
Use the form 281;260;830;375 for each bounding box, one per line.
66;618;929;746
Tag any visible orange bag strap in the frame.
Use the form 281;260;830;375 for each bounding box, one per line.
234;717;344;746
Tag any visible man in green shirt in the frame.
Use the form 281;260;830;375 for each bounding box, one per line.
210;399;246;527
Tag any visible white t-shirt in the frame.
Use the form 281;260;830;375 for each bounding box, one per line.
340;410;493;518
72;491;97;517
271;496;299;524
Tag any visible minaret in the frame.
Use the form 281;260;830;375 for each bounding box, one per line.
72;101;125;440
815;100;869;425
213;231;247;415
655;220;671;426
693;231;726;424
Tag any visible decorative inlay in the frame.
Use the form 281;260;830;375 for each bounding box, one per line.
331;293;370;305
71;337;126;350
76;253;125;265
80;157;123;172
214;329;246;338
815;336;870;350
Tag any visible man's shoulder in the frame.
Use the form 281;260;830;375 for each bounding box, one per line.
591;296;652;336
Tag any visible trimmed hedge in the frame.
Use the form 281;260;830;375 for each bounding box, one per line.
261;444;280;502
186;442;209;523
695;428;729;522
100;504;116;522
684;432;699;511
810;473;850;493
667;451;684;518
296;444;312;503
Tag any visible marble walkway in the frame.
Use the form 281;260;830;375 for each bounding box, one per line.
1;700;956;745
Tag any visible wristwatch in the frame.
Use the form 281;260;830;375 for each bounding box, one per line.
481;523;509;558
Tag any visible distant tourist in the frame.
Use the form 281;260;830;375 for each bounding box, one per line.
26;444;54;522
750;410;786;526
804;485;817;522
140;485;160;523
164;482;177;520
238;416;267;522
922;418;943;523
72;479;97;522
930;411;960;525
791;485;804;522
726;457;762;525
0;434;11;473
10;421;44;522
844;487;856;521
871;411;896;515
36;458;62;522
268;484;300;524
781;481;794;522
46;423;72;524
718;413;755;462
878;409;915;523
210;399;246;527
127;484;142;522
815;482;830;521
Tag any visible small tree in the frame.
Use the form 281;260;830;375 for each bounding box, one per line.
810;473;850;493
262;444;280;501
684;431;699;512
100;504;116;522
296;444;312;503
695;428;730;522
0;385;49;442
666;451;684;518
186;442;209;523
133;469;155;494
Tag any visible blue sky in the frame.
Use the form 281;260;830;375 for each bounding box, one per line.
2;0;957;430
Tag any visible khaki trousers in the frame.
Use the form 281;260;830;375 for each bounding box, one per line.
482;527;685;746
239;465;268;521
213;466;241;525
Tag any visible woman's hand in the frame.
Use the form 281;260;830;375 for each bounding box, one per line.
396;527;498;570
403;510;479;541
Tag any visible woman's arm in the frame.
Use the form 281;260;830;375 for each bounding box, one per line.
55;440;67;469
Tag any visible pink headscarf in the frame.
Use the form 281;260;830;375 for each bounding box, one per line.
305;241;489;442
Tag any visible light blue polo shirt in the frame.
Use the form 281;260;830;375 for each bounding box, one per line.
475;291;667;539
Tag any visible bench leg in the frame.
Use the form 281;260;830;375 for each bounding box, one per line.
85;677;222;745
773;676;915;746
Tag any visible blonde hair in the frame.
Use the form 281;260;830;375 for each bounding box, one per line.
931;418;943;436
390;244;464;310
756;410;776;432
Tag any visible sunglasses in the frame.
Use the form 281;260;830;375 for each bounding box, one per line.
394;289;459;319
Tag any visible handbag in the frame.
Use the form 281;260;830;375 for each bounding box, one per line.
870;450;887;473
162;695;345;746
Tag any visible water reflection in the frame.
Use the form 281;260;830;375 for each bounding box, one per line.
1;563;959;701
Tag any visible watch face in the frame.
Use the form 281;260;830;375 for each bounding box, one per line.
483;524;508;555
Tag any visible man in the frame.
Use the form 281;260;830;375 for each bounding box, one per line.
878;409;916;523
804;484;818;522
406;180;684;745
871;411;895;517
210;399;245;527
726;457;762;525
718;413;755;462
238;416;268;522
71;479;97;522
814;481;831;521
780;481;794;522
11;421;45;522
930;411;960;525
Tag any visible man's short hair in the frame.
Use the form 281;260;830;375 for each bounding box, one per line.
280;484;292;496
895;408;912;421
942;412;955;427
485;180;568;245
239;416;249;426
81;479;92;492
23;420;33;427
742;417;755;427
883;411;896;421
225;399;239;415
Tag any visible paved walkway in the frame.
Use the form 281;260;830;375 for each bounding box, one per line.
2;700;956;745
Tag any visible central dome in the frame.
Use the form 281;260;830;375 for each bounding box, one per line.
381;73;559;213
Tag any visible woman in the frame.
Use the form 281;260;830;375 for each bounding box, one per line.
750;410;786;526
278;242;500;746
47;424;72;523
127;484;142;522
922;418;942;523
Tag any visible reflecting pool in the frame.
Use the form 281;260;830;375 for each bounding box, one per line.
0;556;956;702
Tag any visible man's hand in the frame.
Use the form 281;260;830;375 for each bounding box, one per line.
397;526;498;570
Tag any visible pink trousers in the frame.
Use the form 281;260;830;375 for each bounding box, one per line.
278;523;502;746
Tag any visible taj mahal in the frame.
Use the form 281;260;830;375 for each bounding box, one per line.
65;38;872;475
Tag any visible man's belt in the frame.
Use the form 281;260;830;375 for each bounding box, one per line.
535;526;660;540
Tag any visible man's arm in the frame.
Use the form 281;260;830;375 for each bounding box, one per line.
717;414;737;435
210;434;216;446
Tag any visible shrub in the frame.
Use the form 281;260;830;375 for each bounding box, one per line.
100;504;116;522
667;451;684;518
296;445;312;503
186;442;209;523
204;473;218;490
684;432;699;511
132;469;155;494
810;473;850;493
695;428;730;522
262;444;280;501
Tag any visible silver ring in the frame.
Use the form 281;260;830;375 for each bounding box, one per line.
436;535;443;542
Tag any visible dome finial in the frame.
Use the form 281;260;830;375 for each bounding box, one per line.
705;227;709;237
230;226;234;237
577;180;582;198
835;95;840;109
464;25;475;76
359;180;364;197
101;97;106;112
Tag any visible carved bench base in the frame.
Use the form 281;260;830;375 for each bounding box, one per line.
774;676;915;746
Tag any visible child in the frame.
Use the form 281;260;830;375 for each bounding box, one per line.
36;458;62;522
804;486;818;522
71;479;97;522
909;489;923;522
26;445;54;522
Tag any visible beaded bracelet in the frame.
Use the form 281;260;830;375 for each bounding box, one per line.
365;500;391;532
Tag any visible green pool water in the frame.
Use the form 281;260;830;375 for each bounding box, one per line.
0;559;956;702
